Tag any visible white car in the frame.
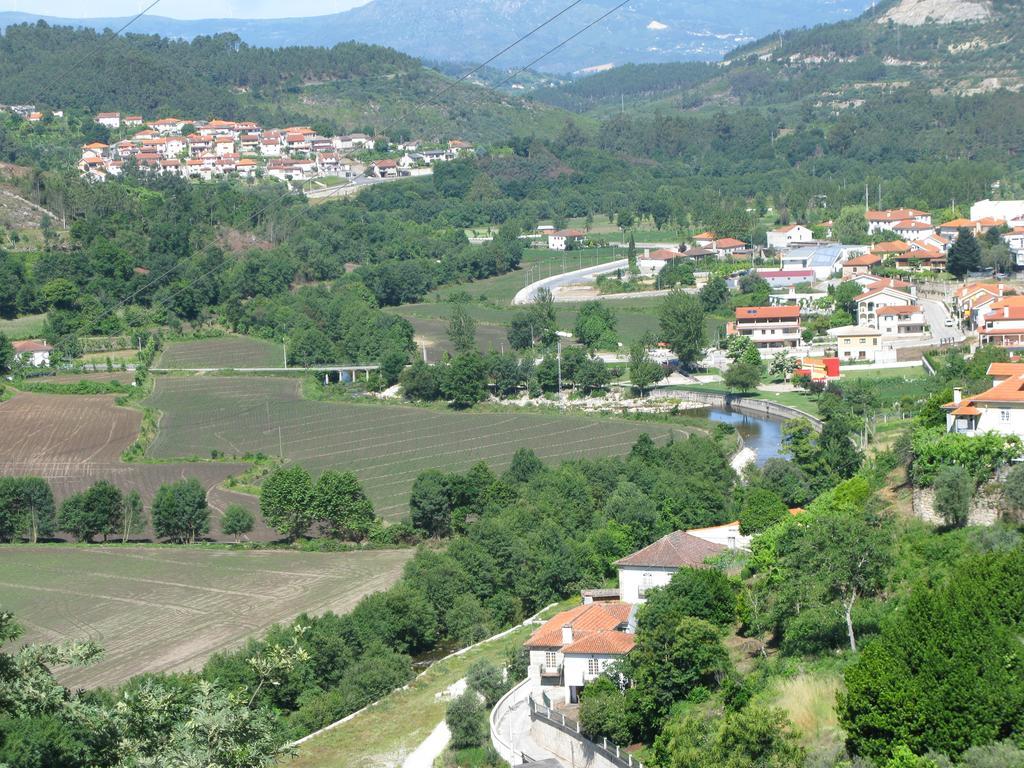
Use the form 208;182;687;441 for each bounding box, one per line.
944;318;955;327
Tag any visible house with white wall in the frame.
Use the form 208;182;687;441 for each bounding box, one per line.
855;284;915;328
767;224;814;250
615;530;726;603
876;305;926;336
638;249;684;277
945;363;1024;436
12;340;52;366
547;229;585;251
728;306;803;352
866;208;931;235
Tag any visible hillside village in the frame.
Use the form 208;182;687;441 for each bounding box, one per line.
77;111;474;183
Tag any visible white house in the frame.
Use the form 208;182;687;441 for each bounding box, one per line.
971;200;1024;224
614;530;726;603
685;521;751;550
891;220;936;240
979;299;1024;349
638;248;684;277
766;224;814;250
12;339;52;366
95;112;121;129
944;363;1024;437
781;244;869;281
728;305;803;352
828;325;883;362
866;208;931;235
855;284;915;327
547;229;585;251
876;305;926;336
525;601;634;704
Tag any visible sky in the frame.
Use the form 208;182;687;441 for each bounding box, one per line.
7;0;370;19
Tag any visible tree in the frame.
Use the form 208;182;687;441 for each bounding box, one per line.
699;276;729;312
627;233;639;278
447;301;477;355
152;478;209;544
409;469;452;538
834;205;869;244
400;359;440;401
441;353;488;408
466;659;506;707
724;361;762;392
118;489;145;544
1002;463;1024;521
507;312;535;350
378;349;407;386
505;447;544;484
933;465;973;528
659;290;705;368
0;332;12;374
529;288;558;347
726;335;761;366
259;465;314;541
311;470;376;540
947;229;982;278
446;690;486;749
629;343;663;396
221;504;254;543
0;477;54;543
57;480;122;542
739;487;788;534
573;301;617;349
782;509;892;652
288;327;334;367
768;350;798;380
653;706;805;768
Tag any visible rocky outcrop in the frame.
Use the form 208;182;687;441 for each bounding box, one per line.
879;0;992;26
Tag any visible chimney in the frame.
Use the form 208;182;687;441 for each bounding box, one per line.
999;283;1006;296
953;388;962;405
644;248;650;258
1006;306;1011;319
561;624;573;645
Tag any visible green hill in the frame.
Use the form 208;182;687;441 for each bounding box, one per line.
0;23;569;146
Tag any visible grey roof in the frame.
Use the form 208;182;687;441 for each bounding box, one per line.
614;531;725;568
785;244;866;268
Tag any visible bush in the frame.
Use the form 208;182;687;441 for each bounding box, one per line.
933;465;973;528
466;660;507;707
221;505;255;541
739;488;789;535
780;599;889;657
446;691;487;749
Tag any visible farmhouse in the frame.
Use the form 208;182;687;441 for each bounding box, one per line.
547;229;585;251
615;530;726;603
95;112;121;128
866;208;931;235
638;248;684;276
12;340;52;366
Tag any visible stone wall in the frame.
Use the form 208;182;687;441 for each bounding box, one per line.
913;484;1002;526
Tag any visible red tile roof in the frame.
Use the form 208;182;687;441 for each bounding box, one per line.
645;249;685;261
525;602;632;649
13;340;52;353
876;305;921;316
614;530;725;568
846;253;882;266
866;208;929;222
563;632;636;655
870;240;909;254
734;306;801;320
715;238;746;249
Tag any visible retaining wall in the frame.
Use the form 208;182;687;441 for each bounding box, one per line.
658;389;823;430
913;484;1003;526
528;700;644;768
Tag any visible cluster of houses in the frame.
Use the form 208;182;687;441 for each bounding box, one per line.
526;522;749;705
79;112;473;183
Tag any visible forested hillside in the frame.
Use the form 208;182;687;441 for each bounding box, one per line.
0;23;567;143
541;0;1023;114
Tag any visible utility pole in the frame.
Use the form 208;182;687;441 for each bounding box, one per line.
557;338;563;411
278;426;283;459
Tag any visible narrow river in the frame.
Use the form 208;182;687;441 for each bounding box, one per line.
702;407;785;466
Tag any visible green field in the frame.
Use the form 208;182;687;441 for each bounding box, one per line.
0;312;47;339
157;335;286;369
0;545;412;689
144;376;688;519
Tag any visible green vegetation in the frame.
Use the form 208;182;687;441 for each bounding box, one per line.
157;335;286;369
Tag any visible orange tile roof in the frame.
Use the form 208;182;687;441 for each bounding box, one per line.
871;240;909;254
985;306;1024;322
856;284;913;302
951;405;981;417
846;253;882;266
13;339;52;353
693;231;716;240
876;305;921;316
734;305;801;320
940;218;976;229
866;208;929;222
646;249;685;261
987;363;1024;378
525;602;632;649
715;237;747;249
563;632;636;655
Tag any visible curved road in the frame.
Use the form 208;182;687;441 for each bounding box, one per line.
513;259;628;305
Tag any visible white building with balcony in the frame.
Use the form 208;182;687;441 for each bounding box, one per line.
729;305;803;351
855;284;915;328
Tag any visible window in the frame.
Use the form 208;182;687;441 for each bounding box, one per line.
1002;410;1011;423
544;652;557;669
587;658;600;676
639;572;653;599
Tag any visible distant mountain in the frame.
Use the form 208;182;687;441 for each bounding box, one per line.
0;0;875;74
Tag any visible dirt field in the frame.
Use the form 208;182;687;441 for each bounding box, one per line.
0;545;412;688
0;392;253;541
145;376;684;520
157;336;286;369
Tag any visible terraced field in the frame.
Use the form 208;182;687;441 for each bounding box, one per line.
0;545;412;688
145;376;684;519
157;335;286;369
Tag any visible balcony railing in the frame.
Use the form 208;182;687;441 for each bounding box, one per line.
538;663;562;677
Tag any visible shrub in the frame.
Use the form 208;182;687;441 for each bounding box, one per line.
446;691;487;749
933;465;973;528
739;488;789;535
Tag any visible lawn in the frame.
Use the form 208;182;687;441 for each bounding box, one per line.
0;545;412;689
157;335;286;369
144;376;688;519
283;624;533;768
0;312;47;339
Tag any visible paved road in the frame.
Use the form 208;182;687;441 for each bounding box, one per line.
513;259;628;305
491;680;566;766
919;297;964;345
402;718;452;768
